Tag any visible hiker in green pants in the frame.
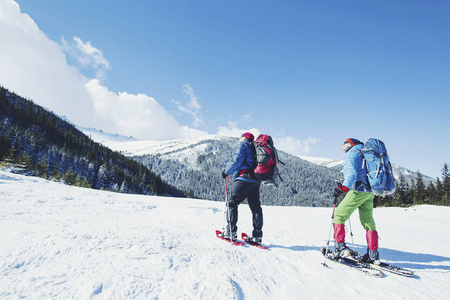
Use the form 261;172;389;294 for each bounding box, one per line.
332;138;380;264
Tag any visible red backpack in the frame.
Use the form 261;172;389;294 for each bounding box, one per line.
253;134;284;186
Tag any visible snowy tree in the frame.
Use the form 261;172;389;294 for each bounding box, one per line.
413;171;426;205
442;163;450;206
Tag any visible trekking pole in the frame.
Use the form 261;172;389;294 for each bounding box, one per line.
223;177;228;229
348;217;355;252
223;176;232;237
322;194;338;267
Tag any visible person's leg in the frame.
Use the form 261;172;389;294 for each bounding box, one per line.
333;190;361;244
227;180;250;235
247;183;262;239
358;193;380;263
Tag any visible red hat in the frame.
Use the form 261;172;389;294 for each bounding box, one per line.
241;132;254;142
344;138;362;146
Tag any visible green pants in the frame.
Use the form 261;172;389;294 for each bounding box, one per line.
333;190;376;231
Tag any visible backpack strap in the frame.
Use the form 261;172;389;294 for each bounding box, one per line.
238;142;257;180
352;149;371;192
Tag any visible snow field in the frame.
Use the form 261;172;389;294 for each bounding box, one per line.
1;171;450;299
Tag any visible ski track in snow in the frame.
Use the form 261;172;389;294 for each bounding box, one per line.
1;171;450;299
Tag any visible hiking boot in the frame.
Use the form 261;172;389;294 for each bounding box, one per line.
360;250;380;265
248;236;262;245
221;231;237;242
332;242;351;259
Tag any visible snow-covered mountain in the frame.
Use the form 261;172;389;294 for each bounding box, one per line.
299;156;345;169
1;170;449;299
78;126;137;143
101;134;234;170
77;128;341;207
79;128;431;182
77;126;232;169
80;127;435;191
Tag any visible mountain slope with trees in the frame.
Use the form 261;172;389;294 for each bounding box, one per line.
0;86;185;197
101;133;450;208
124;137;342;207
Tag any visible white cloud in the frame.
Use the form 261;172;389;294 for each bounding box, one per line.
217;122;261;139
172;85;204;127
0;0;206;140
73;37;110;69
0;0;94;126
61;36;110;80
86;79;206;139
217;122;320;156
275;136;321;156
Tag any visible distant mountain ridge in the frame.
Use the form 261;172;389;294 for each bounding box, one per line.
78;126;137;143
81;129;344;207
81;128;436;206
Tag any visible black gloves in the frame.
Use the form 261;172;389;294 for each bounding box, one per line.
222;171;227;179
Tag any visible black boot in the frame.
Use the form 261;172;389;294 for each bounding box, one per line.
221;231;237;242
360;249;380;265
332;242;351;259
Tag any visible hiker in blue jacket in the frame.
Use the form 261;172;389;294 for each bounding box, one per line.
333;138;380;264
221;132;263;244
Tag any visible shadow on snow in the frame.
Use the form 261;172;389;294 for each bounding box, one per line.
267;243;450;272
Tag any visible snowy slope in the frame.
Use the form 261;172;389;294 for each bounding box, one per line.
77;126;228;158
299;156;344;169
78;126;137;143
1;170;449;299
103;134;229;156
83;131;233;170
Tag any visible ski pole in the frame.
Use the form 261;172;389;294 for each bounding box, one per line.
348;217;355;251
322;194;337;267
223;176;232;237
323;179;343;266
223;177;227;230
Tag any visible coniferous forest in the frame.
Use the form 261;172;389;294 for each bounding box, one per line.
135;142;342;207
0;86;185;197
373;166;450;207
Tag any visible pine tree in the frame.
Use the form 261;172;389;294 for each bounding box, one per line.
80;178;91;188
1;148;17;168
435;178;444;206
0;134;10;161
413;171;426;205
442;163;450;206
36;157;48;178
75;174;82;187
393;173;410;207
63;169;77;185
425;182;437;205
96;164;109;190
120;180;129;193
17;154;33;174
52;166;62;182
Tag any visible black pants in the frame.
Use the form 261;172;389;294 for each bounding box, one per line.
227;180;263;238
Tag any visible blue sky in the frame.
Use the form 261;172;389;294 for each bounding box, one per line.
1;0;449;178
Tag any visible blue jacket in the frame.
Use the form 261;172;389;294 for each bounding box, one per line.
342;144;370;192
225;140;259;183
